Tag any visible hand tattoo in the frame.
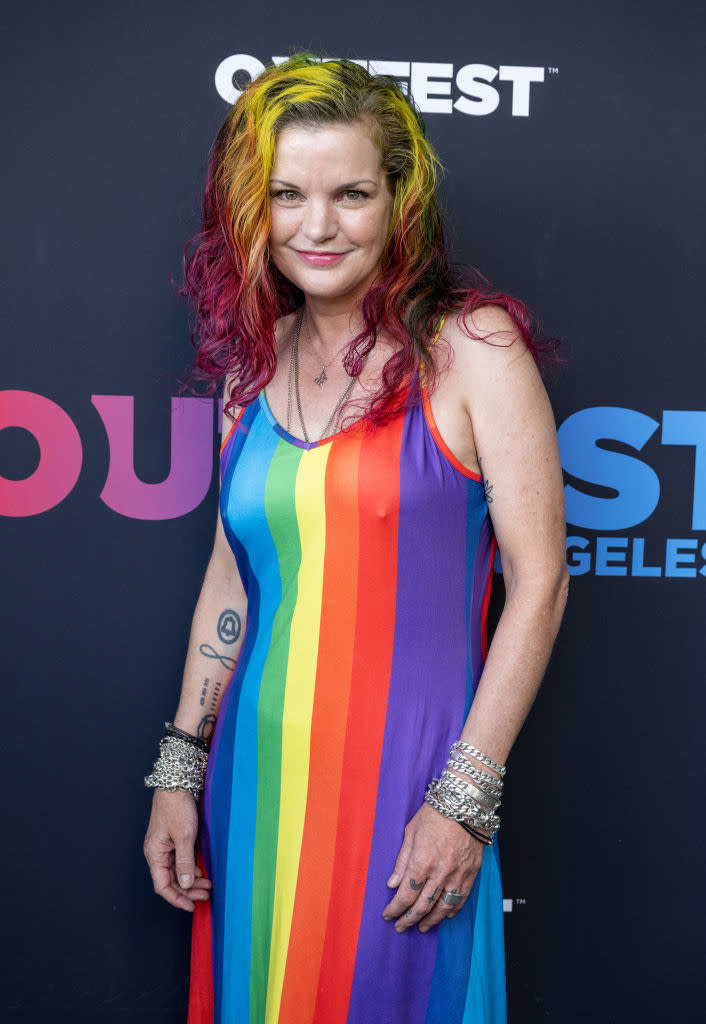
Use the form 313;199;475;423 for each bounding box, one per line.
409;878;423;891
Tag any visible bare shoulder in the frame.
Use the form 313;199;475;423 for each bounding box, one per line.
442;305;536;386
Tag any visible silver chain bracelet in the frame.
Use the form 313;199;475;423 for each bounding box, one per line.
450;740;506;777
424;738;506;843
144;734;209;799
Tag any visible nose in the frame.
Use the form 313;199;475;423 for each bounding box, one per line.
300;198;337;244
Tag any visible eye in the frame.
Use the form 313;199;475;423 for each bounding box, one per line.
341;189;367;202
271;189;300;202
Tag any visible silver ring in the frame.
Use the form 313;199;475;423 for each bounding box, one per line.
443;889;464;906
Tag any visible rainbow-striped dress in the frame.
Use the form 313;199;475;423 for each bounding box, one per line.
188;373;506;1024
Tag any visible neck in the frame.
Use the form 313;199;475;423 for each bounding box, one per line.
302;302;365;359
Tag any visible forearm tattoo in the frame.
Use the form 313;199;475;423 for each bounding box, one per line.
197;714;217;743
195;609;241;728
217;609;241;645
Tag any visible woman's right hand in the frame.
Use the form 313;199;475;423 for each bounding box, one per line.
143;789;212;911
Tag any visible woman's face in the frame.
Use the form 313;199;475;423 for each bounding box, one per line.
268;120;394;308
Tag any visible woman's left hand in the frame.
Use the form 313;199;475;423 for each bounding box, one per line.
382;802;485;933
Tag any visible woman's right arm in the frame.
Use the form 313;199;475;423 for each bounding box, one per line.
143;397;247;911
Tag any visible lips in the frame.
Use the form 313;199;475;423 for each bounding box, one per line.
295;250;347;266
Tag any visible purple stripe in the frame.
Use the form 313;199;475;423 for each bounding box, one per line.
347;403;472;1024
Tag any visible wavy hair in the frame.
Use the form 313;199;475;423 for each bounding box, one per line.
182;53;554;424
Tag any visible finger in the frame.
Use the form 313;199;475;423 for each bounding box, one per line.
392;880;443;933
183;877;212;900
159;882;197;912
387;827;414;888
382;869;430;920
174;832;197;890
151;864;198;912
188;875;213;891
418;877;473;932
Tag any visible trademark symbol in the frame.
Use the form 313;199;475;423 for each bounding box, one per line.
515;898;527;905
548;67;559;74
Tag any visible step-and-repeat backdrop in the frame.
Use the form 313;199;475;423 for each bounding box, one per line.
3;2;703;1020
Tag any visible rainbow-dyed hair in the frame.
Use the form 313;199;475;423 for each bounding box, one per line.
183;53;552;424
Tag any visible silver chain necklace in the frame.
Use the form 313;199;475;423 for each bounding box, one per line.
286;308;358;443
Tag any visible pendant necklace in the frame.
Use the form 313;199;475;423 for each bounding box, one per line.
286;308;359;443
302;310;350;387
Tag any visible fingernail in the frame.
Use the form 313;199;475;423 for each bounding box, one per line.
387;874;399;887
180;874;192;888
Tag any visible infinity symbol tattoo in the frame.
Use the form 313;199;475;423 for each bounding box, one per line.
199;643;237;671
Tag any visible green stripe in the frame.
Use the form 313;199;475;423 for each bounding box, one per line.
249;440;303;1020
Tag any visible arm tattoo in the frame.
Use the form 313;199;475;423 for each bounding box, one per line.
197;714;217;743
217;609;241;645
479;457;493;504
199;643;237;671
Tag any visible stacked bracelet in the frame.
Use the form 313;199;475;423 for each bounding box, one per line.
450;740;506;777
424;739;506;845
165;721;208;753
144;729;209;799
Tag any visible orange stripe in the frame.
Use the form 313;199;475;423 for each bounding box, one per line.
480;535;498;659
278;434;363;1023
313;414;404;1022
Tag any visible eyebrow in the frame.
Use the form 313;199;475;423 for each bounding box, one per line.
269;178;378;190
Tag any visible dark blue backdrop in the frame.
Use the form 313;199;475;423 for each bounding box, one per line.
3;1;704;1020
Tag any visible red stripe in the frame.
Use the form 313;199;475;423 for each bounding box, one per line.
313;414;404;1023
219;406;246;455
480;535;498;660
187;850;214;1024
421;386;481;481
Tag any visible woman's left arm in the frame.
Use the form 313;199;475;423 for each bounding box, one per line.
383;306;569;933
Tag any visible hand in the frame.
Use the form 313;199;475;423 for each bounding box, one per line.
382;802;484;933
143;789;212;911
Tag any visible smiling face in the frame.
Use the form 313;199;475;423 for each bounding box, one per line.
268;120;394;309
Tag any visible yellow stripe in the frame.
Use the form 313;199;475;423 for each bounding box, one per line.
265;444;330;1024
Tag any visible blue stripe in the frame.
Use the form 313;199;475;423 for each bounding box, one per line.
216;407;282;1022
462;843;506;1023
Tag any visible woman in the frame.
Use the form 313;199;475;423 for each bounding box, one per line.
144;55;568;1024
